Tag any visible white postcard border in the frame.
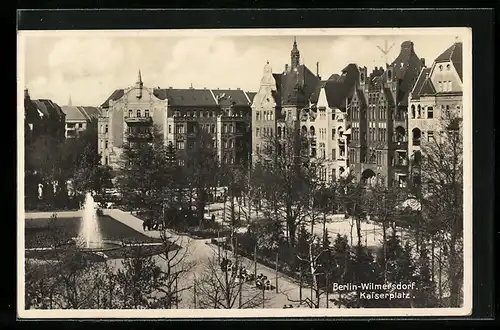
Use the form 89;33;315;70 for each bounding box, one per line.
17;27;473;319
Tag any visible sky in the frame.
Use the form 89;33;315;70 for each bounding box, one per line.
20;30;464;107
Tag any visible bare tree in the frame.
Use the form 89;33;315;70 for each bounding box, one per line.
251;123;321;268
419;112;464;307
194;246;269;309
151;228;197;309
115;246;164;309
364;182;407;282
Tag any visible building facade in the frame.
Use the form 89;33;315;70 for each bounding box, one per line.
408;42;463;185
61;102;101;139
161;87;253;167
251;38;360;183
100;72;253;170
252;39;321;167
347;41;425;188
24;88;66;146
98;71;168;169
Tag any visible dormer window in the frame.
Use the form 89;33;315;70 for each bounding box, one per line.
446;64;451;70
439;65;443;71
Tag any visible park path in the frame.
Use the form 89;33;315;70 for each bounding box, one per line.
24;209;334;308
103;209;322;308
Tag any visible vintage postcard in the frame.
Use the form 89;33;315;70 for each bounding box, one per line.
17;27;472;318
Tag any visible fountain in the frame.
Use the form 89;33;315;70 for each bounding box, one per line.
26;192;166;261
73;192;120;252
78;192;104;249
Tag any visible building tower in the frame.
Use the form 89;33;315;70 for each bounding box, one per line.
291;37;300;70
136;69;143;99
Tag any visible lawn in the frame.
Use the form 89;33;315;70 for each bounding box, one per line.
25;216;162;249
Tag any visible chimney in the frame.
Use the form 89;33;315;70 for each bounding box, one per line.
316;62;320;78
24;88;30;99
421;58;426;67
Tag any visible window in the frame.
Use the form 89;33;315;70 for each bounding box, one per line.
223;124;227;133
427;131;434;142
105;140;108;149
438;81;443;92
144;109;150;117
176;141;185;150
168;125;172;133
105;156;109;165
128;109;133;117
446;64;451;71
211;124;215;133
331;149;336;160
256;111;260;121
136;109;141;117
332;168;336;180
331;128;336;140
439;65;443;71
256;128;260;137
427;106;434;119
230;140;234;148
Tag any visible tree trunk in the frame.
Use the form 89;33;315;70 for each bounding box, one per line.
448;232;461;307
382;218;387;282
356;216;362;248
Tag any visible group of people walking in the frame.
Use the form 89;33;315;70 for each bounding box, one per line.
219;258;273;290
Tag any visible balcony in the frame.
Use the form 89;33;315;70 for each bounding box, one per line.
125;116;153;125
412;139;421;146
393;159;408;167
127;132;153;141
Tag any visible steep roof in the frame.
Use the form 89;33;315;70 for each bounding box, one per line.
62;106;101;121
32;100;50;117
435;42;463;81
411;67;437;99
212;89;252;107
272;73;282;107
354;88;367;108
280;64;320;106
246;92;257;103
101;89;124;108
419;79;436;95
62;106;86;121
379;41;423;106
411;67;430;99
81;106;101;119
323;64;359;109
154;88;218;107
31;99;65;121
